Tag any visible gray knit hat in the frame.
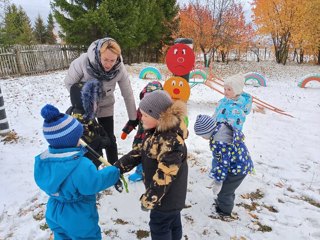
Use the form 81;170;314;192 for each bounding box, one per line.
139;90;173;120
194;114;216;139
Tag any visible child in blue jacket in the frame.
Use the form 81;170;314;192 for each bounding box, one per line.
194;115;254;217
213;73;252;131
34;104;120;240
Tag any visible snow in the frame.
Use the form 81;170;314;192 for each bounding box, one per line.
0;61;320;239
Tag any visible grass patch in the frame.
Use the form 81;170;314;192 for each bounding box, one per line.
136;229;149;239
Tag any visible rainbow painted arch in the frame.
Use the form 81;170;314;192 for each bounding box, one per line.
244;72;267;87
298;73;320;88
139;66;162;80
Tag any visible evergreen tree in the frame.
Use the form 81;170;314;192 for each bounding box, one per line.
33;14;46;44
2;4;35;44
52;0;113;45
45;13;56;44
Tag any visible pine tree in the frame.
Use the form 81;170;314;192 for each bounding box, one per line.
51;0;113;45
2;4;34;44
45;13;56;44
33;14;46;44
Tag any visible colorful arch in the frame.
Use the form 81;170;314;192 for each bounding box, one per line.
298;73;320;88
190;69;207;80
139;66;162;80
244;72;267;87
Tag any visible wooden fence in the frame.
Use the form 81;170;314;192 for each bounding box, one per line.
0;45;86;78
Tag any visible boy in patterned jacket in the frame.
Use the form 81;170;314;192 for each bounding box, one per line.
121;81;163;182
114;90;188;240
194;114;254;217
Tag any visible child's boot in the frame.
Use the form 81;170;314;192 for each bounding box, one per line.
128;164;143;182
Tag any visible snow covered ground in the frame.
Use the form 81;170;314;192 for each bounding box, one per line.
0;61;320;239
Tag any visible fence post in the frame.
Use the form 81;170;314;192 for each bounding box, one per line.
0;85;10;136
14;47;26;75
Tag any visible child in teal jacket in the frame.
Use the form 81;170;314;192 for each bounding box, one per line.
34;104;120;240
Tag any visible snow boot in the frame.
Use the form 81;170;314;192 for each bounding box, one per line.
128;164;143;182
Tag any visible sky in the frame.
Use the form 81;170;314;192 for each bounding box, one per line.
10;0;253;25
0;60;320;239
10;0;52;24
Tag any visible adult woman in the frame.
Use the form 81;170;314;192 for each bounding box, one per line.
65;37;137;164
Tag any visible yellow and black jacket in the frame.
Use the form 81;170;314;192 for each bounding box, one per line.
115;100;188;211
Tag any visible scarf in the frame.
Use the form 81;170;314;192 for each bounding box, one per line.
87;38;121;81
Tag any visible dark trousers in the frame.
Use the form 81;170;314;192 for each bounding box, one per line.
98;116;118;165
216;174;247;215
149;209;182;240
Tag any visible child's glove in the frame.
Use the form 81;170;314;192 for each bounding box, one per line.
141;204;149;212
114;179;123;193
121;132;128;140
211;180;223;194
140;194;156;210
121;119;139;139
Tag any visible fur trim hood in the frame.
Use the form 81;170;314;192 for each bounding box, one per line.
157;100;188;138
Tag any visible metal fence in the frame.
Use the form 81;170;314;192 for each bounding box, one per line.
0;45;86;78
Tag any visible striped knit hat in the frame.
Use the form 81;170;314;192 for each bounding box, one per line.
41;104;83;148
194;114;216;139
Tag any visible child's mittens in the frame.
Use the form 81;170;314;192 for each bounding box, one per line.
121;132;128;140
121;119;139;139
114;179;123;193
140;194;157;210
211;180;223;194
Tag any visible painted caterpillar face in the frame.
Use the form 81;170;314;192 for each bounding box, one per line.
166;44;195;76
164;76;190;102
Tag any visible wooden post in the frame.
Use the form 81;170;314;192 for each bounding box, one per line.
14;47;26;75
0;85;10;136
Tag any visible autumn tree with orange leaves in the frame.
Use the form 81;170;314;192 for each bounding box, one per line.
252;0;320;65
179;0;253;66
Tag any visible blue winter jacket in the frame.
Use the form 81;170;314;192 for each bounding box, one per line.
34;146;119;239
213;92;252;130
209;123;254;182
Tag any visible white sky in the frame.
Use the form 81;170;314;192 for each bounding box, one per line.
10;0;252;26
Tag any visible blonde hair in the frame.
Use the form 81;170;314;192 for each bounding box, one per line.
100;39;121;56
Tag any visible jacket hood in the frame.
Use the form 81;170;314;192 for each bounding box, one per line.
34;147;86;196
157;100;188;139
139;81;163;100
237;92;252;115
82;79;103;119
211;122;245;145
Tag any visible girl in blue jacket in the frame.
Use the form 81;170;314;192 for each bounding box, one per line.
34;104;120;240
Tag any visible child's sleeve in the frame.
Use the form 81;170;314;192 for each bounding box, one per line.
72;159;120;195
141;134;186;210
113;148;142;174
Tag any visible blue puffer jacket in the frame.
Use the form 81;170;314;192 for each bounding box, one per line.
213;92;252;130
34;146;119;239
209;123;254;182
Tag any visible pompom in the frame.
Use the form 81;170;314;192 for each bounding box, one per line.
41;104;61;122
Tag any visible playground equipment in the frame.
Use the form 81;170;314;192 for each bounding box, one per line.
244;72;267;87
189;67;293;117
139;66;162;80
165;44;195;76
298;73;320;88
164;76;190;102
188;68;209;88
